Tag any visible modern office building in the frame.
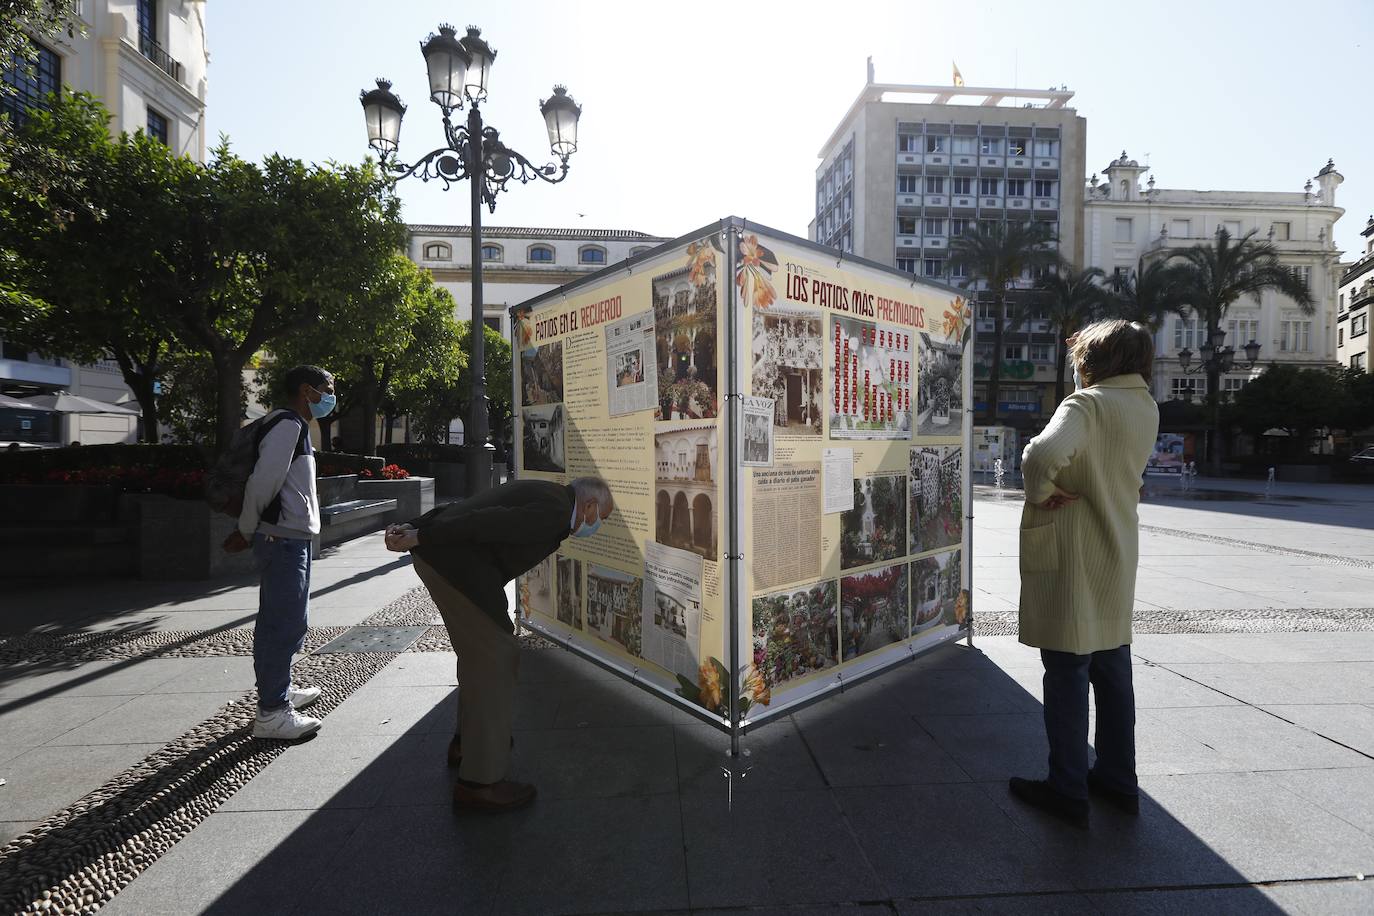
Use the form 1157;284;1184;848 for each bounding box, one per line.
1337;216;1374;374
407;225;668;340
1;0;210;445
810;75;1087;431
1084;154;1345;403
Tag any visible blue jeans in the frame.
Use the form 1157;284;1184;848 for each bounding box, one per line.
1041;644;1136;800
252;534;312;712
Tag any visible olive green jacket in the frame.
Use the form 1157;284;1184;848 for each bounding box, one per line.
1017;375;1160;654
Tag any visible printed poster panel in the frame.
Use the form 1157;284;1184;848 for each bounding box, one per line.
512;234;730;723
1147;432;1186;475
741;396;774;467
736;225;973;722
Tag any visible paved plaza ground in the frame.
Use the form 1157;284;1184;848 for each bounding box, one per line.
1;478;1372;914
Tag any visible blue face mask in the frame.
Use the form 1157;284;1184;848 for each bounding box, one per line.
309;392;336;420
572;517;602;539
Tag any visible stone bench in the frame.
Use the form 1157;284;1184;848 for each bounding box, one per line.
320;497;397;527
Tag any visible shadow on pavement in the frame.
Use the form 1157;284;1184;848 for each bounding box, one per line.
180;643;1300;915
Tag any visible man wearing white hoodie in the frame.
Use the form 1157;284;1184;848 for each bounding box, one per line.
223;365;335;740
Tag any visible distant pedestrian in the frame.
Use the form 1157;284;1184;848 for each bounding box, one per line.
223;365;336;740
385;476;614;812
1010;320;1159;828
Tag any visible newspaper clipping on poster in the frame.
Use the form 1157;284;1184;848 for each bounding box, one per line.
751;462;822;591
822;447;855;513
641;542;704;678
742;396;775;467
605;312;659;417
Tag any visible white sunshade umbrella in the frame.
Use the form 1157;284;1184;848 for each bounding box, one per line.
25;392;141;415
0;393;55;411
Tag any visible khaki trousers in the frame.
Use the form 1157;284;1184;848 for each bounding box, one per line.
412;557;520;784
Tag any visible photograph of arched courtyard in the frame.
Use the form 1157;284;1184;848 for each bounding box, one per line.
654;425;718;560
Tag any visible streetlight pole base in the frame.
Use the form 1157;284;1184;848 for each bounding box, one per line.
464;442;496;494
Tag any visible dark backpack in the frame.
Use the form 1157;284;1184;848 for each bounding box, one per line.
205;409;310;519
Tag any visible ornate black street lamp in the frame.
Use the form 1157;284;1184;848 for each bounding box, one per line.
1176;326;1261;473
360;24;581;494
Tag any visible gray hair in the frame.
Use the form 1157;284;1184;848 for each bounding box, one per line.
571;476;613;512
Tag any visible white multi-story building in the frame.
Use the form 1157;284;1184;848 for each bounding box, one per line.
1;0;210;445
1084;153;1345;403
407;225;668;340
809;73;1087;431
1337;216;1374;373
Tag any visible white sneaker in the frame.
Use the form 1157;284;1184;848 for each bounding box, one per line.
253;705;322;740
288;683;321;709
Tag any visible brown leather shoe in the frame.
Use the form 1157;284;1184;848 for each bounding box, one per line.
452;780;536;813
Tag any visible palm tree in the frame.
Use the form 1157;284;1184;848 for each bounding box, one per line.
948;221;1057;423
1105;257;1192;333
1168;227;1314;473
1037;264;1106;405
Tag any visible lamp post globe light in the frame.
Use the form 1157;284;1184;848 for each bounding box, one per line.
1176;325;1261;474
360;24;582;494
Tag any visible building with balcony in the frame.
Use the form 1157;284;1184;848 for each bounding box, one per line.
1085;154;1345;404
808;71;1087;431
1;1;210;444
407;224;669;339
1337;216;1374;373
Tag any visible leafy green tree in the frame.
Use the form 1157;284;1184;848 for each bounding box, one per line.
948;220;1057;422
1104;257;1191;333
1169;228;1313;472
1231;365;1351;456
0;93;194;441
1037;264;1105;405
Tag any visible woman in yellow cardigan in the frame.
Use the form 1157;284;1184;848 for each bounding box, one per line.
1010;320;1160;829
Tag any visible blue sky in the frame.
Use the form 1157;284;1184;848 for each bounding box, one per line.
205;0;1373;258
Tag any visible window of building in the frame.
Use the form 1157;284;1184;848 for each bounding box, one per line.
1170;378;1204;399
1228;317;1260;346
1354;353;1367;371
1114;217;1134;243
422;241;451;261
897;175;919;194
1222;377;1248;395
1029;343;1053;362
1280;319;1312;352
528;245;555;263
951;176;972;195
898;133;919;153
949;218;969;237
146;107;168;144
1170;219;1191;239
923;258;942;278
1223;220;1242;238
1271;221;1290;241
1290;266;1311;290
579;245;607;264
138;0;157;44
896;257;917;274
1006;139;1026;156
949;262;968;279
979;219;999;236
1339;328;1344;346
926;136;946;153
483;315;502;333
1032;139;1058;157
1002;388;1038;404
951;136;976;154
1;40;61;123
1004;344;1025;361
977;303;996;319
1006;179;1027;198
925;176;945;194
480;244;503;262
630;246;652;257
1173;317;1199;351
898;217;917;235
1352;313;1368;337
1033;179;1055;198
979;177;999;196
980;138;1001;155
923;218;944;236
1339;293;1345;311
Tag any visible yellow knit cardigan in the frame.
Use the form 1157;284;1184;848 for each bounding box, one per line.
1017;374;1160;654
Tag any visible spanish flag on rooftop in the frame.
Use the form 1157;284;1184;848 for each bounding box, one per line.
952;62;964;87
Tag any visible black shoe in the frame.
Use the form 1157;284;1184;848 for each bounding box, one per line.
1008;777;1089;829
1087;770;1140;815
